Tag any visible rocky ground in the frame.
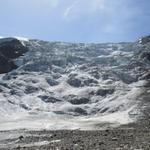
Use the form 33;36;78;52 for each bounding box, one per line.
0;122;150;150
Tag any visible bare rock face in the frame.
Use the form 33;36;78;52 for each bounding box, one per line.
0;55;17;73
139;51;150;62
0;38;28;74
139;35;150;44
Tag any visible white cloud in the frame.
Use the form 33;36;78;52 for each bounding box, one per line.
63;0;106;21
62;0;140;34
63;0;79;20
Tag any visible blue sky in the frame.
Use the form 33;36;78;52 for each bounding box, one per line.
0;0;150;42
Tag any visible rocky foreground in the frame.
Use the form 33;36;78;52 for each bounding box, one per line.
0;122;150;150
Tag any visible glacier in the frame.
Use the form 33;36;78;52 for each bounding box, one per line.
0;36;150;130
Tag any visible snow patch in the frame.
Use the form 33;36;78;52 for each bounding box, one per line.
13;36;29;41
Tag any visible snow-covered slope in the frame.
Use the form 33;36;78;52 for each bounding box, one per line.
0;36;150;130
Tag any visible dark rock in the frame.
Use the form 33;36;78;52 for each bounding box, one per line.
18;135;24;141
0;88;3;92
139;72;150;80
68;73;78;78
38;95;62;103
69;97;89;105
8;100;15;105
20;104;30;110
100;107;109;113
99;141;104;145
0;38;28;74
111;137;118;141
89;91;95;95
67;77;82;87
2;71;18;80
16;145;21;149
67;76;98;87
0;38;28;59
83;78;98;86
73;107;87;115
10;89;20;95
52;65;65;74
89;70;100;79
102;73;110;80
52;73;62;79
53;111;65;114
96;88;115;96
25;86;39;94
68;107;87;116
139;51;150;61
144;81;150;87
139;35;150;44
0;82;10;89
114;71;137;84
46;77;59;86
0;55;17;74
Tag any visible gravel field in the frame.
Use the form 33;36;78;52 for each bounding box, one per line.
1;122;150;150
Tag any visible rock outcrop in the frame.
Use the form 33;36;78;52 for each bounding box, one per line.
0;38;28;74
